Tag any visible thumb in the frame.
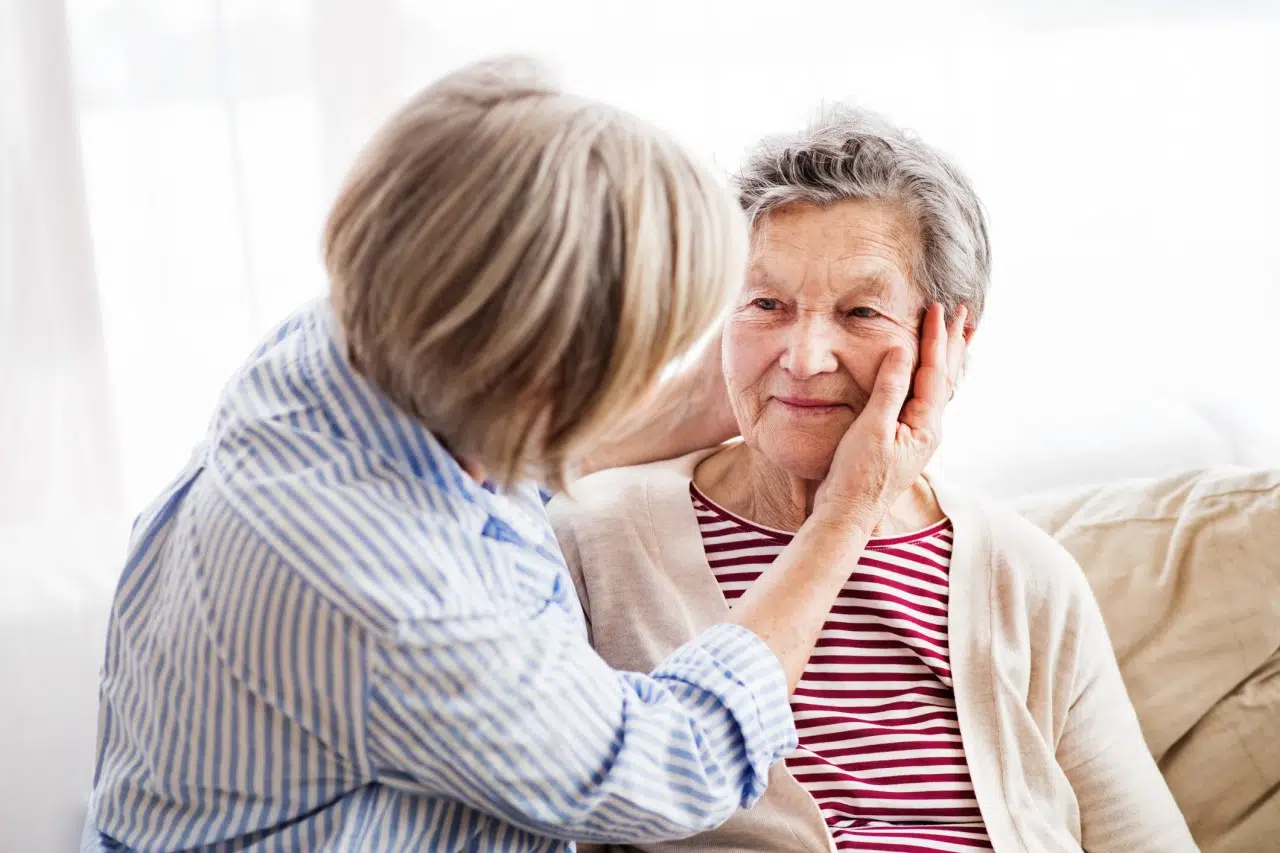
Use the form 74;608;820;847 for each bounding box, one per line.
859;347;913;429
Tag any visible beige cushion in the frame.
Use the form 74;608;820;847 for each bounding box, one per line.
1014;467;1280;853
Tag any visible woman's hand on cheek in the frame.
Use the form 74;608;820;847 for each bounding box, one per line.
577;328;739;475
811;304;966;534
681;329;739;447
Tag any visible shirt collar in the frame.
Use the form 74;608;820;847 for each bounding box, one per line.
302;298;482;501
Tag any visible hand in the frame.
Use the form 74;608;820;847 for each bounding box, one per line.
671;329;739;449
577;328;739;475
812;304;967;533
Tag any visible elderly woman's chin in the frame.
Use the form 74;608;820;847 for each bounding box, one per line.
749;429;843;484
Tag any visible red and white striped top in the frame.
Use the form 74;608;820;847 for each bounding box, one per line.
691;483;992;853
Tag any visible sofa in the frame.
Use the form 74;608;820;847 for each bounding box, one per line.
1015;467;1280;852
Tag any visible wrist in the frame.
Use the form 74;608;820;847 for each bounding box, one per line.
792;511;875;580
805;502;881;541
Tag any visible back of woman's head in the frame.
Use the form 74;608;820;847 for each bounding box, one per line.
325;57;745;489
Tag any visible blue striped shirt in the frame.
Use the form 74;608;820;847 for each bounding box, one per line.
84;300;796;852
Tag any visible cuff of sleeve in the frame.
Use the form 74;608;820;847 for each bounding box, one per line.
653;623;797;807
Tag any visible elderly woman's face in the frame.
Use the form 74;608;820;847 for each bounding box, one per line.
724;199;925;481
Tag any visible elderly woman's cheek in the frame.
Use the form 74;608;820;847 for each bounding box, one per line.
723;348;770;433
729;326;782;384
839;328;902;384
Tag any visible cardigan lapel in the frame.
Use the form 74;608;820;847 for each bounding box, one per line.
928;475;1027;853
641;449;735;629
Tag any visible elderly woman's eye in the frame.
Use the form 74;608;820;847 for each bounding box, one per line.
848;306;880;319
752;298;780;311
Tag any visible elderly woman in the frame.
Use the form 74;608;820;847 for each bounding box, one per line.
550;108;1198;853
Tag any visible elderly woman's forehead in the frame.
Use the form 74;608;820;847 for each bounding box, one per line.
752;200;918;254
753;198;917;237
746;233;922;304
747;255;902;286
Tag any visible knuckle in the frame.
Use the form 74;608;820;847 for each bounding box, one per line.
882;376;910;396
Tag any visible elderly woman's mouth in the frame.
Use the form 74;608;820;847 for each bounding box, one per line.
773;396;850;415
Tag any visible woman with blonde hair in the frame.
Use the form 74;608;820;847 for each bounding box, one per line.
83;58;964;853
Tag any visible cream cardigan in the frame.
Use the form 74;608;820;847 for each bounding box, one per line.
548;450;1198;853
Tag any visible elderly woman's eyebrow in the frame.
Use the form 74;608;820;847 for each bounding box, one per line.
839;270;901;301
836;273;922;329
744;263;788;290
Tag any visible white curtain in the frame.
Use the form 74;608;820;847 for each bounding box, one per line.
2;1;1280;845
1;1;127;848
1;0;121;540
57;0;1280;513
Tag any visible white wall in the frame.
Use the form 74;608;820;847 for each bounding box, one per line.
66;0;1280;508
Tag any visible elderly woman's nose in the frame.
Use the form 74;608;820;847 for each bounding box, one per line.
779;318;839;378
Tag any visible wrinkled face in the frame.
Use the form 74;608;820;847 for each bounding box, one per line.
724;199;926;481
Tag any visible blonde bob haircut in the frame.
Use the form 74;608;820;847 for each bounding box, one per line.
325;57;745;489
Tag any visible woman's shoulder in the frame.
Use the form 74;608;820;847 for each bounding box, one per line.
549;461;661;531
547;451;705;549
551;448;710;511
934;478;1095;603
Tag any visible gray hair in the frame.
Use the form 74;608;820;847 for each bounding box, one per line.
735;105;990;323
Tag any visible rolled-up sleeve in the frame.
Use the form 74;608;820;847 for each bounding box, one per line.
366;596;795;844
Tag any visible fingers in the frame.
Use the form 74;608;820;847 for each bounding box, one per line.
945;306;968;387
901;305;948;427
918;303;948;382
901;303;965;433
863;303;968;438
859;346;914;431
